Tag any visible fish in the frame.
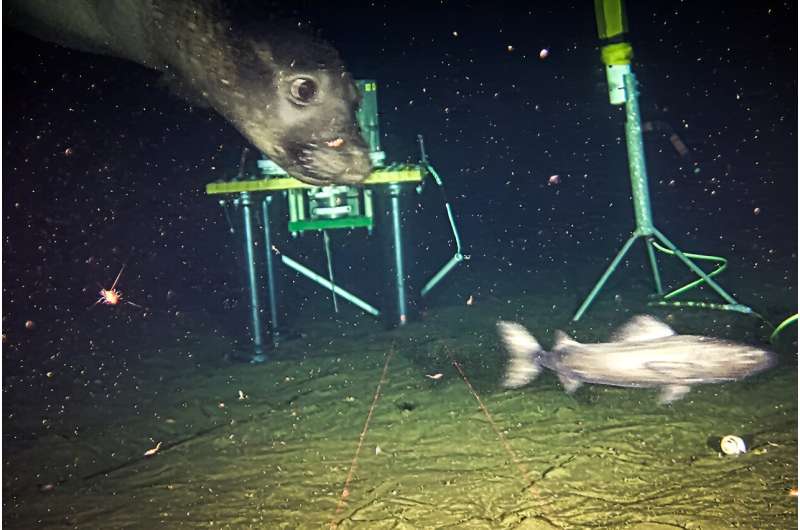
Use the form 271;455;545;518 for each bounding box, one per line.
497;315;776;404
4;0;372;186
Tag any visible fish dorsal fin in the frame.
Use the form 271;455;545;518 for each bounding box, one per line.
611;315;676;342
553;330;581;351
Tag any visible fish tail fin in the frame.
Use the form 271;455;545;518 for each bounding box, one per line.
497;321;543;388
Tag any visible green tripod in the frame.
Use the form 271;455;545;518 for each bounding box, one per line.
572;73;752;322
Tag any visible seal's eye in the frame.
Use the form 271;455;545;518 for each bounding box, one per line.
289;78;318;105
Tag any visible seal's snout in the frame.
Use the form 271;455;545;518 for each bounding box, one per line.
327;149;372;185
284;136;371;186
331;139;372;184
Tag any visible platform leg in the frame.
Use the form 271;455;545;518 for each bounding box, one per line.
240;192;264;359
261;196;279;348
388;184;408;325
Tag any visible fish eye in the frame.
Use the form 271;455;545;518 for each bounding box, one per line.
289;77;318;105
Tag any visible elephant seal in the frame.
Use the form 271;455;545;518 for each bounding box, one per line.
5;0;372;186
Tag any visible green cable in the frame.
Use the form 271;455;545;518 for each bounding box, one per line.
650;240;727;300
645;240;797;345
769;313;798;345
647;300;750;314
645;240;740;315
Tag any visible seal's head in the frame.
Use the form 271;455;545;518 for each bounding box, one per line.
266;53;373;186
197;21;372;186
6;0;373;186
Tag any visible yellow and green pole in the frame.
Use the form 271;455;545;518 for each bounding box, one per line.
573;0;751;321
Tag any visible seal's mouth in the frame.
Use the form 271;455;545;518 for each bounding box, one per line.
283;135;372;186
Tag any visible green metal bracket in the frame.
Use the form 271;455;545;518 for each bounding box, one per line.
287;216;373;233
286;185;373;235
356;79;386;167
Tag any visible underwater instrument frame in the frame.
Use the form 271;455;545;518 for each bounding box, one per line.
206;80;466;359
577;1;767;326
581;0;797;343
572;72;751;322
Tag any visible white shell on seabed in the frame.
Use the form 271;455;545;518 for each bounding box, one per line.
720;435;747;455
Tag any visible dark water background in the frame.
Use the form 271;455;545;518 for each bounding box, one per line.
2;2;797;528
3;2;796;352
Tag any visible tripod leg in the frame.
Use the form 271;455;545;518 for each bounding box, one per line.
645;236;663;295
573;232;639;322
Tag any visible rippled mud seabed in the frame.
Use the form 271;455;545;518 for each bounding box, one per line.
4;300;797;530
